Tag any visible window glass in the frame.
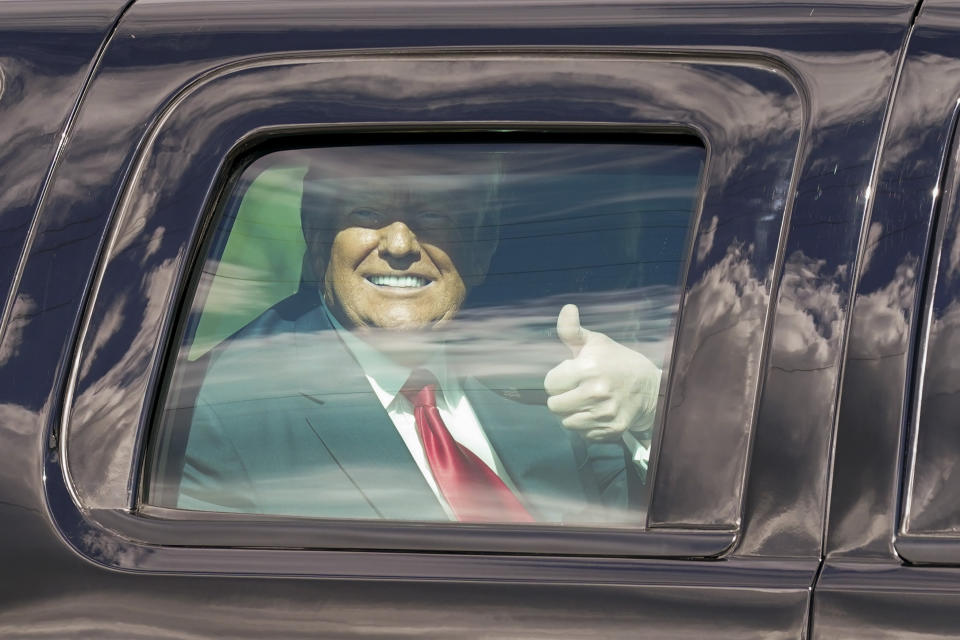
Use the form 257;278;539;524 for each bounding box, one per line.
146;141;704;526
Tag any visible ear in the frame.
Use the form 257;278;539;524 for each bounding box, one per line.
466;236;497;288
301;227;331;287
299;250;320;287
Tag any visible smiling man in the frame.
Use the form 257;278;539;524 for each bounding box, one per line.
174;144;660;524
317;178;488;330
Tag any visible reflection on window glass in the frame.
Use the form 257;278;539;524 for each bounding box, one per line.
908;215;960;534
146;141;704;525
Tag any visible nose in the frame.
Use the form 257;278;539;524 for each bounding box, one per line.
378;221;421;261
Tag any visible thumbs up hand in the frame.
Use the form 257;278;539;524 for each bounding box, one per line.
544;304;661;441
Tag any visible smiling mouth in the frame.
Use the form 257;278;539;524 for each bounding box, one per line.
366;275;432;288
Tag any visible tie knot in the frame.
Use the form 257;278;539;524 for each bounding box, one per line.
401;368;441;408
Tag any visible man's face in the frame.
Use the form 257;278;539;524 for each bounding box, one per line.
318;177;485;332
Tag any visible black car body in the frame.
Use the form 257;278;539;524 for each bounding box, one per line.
2;0;960;637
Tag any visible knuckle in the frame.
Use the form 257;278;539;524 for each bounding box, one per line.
586;379;611;398
578;356;599;375
596;403;617;421
543;372;561;394
608;416;628;432
547;396;567;414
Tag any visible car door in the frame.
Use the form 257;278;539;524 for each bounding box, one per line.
815;1;960;637
0;1;918;637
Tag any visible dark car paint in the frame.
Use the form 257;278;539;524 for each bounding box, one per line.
814;1;960;637
2;0;959;637
0;0;132;347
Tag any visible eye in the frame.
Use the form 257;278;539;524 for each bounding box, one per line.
346;207;384;227
416;211;454;230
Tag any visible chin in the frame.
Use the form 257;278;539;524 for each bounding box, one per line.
358;304;459;332
368;317;448;331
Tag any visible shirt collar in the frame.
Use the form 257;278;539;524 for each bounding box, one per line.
321;299;450;408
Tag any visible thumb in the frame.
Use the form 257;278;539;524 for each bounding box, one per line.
557;304;586;356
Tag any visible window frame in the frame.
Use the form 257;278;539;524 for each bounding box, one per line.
897;106;960;564
50;52;805;572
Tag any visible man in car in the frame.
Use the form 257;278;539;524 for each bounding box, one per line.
178;146;660;523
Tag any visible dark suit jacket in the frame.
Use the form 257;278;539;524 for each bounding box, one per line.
169;291;639;523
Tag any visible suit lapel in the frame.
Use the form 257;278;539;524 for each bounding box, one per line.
463;378;589;522
293;307;446;521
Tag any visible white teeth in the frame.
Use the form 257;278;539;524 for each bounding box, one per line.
368;275;429;288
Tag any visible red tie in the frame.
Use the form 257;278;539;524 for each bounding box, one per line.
402;370;534;523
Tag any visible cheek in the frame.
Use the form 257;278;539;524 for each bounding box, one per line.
441;277;467;307
424;246;469;297
323;231;373;309
328;230;377;272
429;275;468;324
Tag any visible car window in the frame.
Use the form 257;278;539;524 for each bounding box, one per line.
144;140;703;525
